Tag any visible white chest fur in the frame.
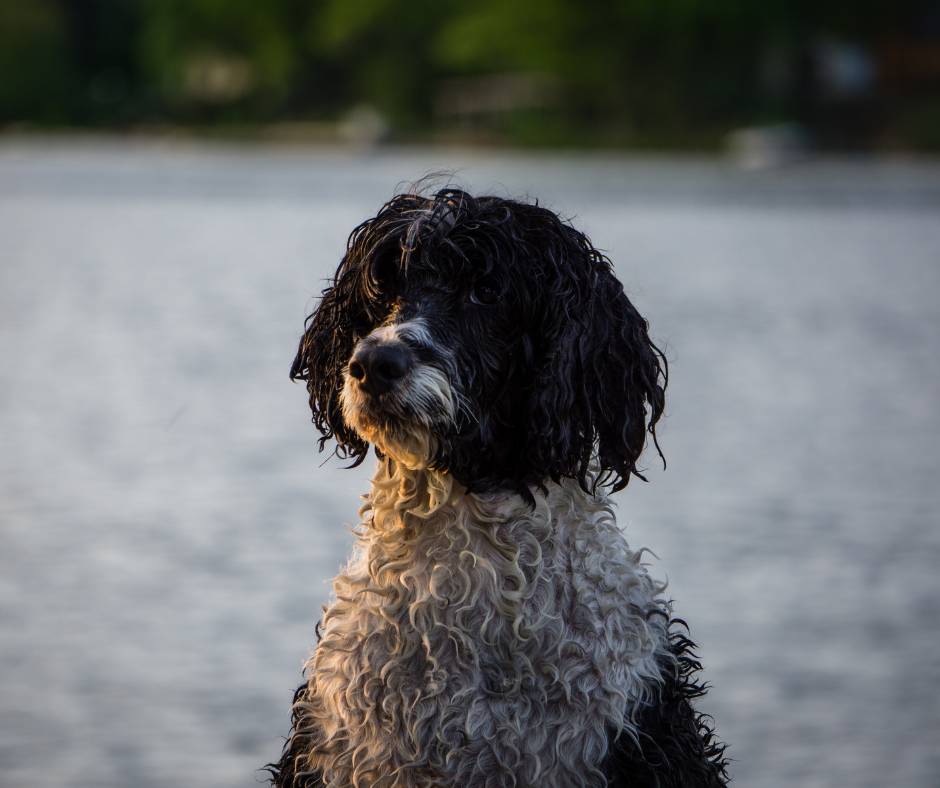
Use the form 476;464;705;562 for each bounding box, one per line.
292;461;670;788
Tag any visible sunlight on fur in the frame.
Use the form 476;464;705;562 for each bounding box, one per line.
288;459;670;787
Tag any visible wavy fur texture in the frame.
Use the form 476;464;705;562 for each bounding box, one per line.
271;188;727;786
276;460;672;787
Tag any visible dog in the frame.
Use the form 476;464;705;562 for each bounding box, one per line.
269;188;727;787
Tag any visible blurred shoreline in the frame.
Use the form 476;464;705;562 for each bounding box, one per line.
4;132;940;215
4;126;940;162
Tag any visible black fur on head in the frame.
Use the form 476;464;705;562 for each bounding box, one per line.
290;187;667;498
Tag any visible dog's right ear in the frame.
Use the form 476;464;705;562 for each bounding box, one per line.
291;199;415;462
290;260;373;465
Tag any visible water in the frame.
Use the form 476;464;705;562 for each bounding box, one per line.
1;139;939;787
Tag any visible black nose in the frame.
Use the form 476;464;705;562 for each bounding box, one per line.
349;343;411;396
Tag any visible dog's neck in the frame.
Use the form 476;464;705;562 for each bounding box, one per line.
363;457;529;534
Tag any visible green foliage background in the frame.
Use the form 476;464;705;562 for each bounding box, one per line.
0;0;936;148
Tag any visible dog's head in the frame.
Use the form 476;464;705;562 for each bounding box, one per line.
290;189;666;498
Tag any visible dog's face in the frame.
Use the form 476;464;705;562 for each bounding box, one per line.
291;189;666;497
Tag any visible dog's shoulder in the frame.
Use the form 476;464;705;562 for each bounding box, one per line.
604;620;729;787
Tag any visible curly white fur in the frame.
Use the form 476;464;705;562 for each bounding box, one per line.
289;459;672;788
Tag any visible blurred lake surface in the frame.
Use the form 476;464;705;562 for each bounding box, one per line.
1;139;939;788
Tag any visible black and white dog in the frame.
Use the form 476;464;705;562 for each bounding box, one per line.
270;188;727;787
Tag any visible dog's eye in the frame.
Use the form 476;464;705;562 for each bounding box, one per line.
470;278;499;306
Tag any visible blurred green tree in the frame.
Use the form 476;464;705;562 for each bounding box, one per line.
0;1;71;123
138;0;297;119
0;0;935;148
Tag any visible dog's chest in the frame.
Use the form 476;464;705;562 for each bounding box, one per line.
305;476;666;787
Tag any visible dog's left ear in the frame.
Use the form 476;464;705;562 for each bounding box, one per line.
527;232;667;493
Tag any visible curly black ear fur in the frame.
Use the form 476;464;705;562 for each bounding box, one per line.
288;201;418;465
401;194;667;497
520;217;667;495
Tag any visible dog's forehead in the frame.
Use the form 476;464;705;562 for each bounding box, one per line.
391;204;512;273
356;192;590;318
392;245;486;289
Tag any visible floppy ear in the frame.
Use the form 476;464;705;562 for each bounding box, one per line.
289;193;435;463
291;193;426;462
290;263;370;464
528;233;667;493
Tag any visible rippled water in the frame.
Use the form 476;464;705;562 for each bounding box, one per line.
1;139;939;787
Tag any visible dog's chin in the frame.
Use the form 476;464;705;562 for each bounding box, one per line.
340;380;440;470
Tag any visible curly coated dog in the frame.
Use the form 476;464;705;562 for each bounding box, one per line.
269;188;727;787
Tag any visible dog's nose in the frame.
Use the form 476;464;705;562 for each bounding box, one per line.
349;343;411;396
